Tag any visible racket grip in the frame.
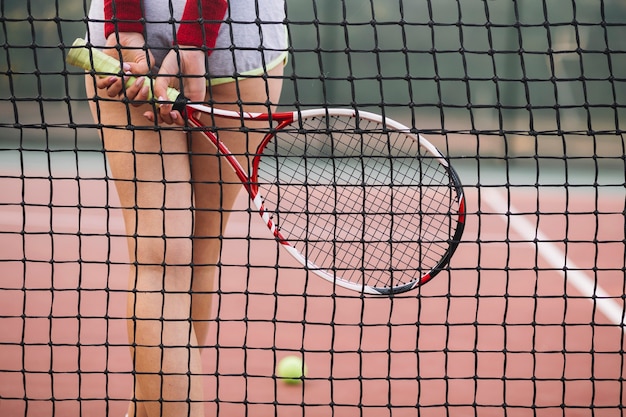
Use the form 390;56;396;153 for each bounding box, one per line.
66;38;180;102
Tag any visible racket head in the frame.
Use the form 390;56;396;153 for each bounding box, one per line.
251;109;466;295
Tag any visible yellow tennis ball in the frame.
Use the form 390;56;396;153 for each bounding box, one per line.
276;355;307;384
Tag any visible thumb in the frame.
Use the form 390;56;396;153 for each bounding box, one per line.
150;72;186;125
153;75;177;103
124;61;151;77
153;51;183;103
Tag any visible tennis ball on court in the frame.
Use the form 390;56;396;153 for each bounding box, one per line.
276;355;307;384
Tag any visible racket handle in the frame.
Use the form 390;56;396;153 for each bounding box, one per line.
66;38;180;102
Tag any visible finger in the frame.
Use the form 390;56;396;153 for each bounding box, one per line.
153;75;182;124
95;68;131;98
123;76;149;105
104;77;125;98
142;110;155;124
134;83;151;105
107;72;150;102
157;97;180;125
94;61;131;89
125;61;151;78
142;102;168;125
95;76;117;91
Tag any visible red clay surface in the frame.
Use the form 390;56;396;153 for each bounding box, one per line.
1;173;624;417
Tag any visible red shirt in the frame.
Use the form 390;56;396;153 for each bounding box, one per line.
104;0;227;51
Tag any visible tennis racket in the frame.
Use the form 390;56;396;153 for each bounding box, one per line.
67;38;466;295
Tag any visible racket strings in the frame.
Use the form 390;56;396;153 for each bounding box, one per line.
257;114;461;290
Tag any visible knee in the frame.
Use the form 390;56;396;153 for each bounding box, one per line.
132;235;193;269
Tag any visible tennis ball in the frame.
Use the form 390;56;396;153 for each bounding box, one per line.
276;355;307;384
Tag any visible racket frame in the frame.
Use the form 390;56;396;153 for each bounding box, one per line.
181;104;466;295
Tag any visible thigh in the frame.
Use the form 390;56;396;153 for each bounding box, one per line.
190;65;285;238
86;78;194;265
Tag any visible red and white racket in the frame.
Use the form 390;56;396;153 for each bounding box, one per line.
68;38;466;295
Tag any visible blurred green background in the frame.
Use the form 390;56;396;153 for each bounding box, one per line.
1;0;624;185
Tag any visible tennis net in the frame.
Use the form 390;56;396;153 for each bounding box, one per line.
1;0;625;416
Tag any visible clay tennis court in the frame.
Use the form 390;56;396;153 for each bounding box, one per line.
1;152;624;417
2;0;626;415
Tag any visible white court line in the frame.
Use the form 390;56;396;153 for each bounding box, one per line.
482;188;626;330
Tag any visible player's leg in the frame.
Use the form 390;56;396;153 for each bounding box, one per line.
85;79;205;417
186;65;285;347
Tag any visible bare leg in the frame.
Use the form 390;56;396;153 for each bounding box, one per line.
86;65;283;417
87;79;203;417
188;67;285;346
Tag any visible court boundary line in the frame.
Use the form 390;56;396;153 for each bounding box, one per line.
482;187;626;331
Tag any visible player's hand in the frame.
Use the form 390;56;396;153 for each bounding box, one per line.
143;47;207;125
96;32;155;104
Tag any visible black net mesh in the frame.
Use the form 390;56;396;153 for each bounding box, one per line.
1;0;625;416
